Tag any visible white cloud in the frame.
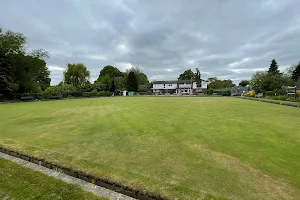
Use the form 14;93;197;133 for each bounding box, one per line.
47;65;65;71
86;55;107;60
117;44;130;54
117;62;134;71
228;58;250;68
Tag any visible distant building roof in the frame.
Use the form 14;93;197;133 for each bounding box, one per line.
152;80;194;84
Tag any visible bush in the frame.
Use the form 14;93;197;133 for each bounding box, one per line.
271;95;287;101
274;89;286;96
98;91;112;97
222;90;231;96
69;91;83;97
264;91;275;96
208;89;214;95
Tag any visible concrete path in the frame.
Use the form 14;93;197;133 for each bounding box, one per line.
0;152;136;200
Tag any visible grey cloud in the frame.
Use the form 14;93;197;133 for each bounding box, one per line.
1;0;300;85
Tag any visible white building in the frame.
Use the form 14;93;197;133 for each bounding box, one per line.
152;80;209;95
152;80;197;94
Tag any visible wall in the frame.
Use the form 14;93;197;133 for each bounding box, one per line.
153;83;177;90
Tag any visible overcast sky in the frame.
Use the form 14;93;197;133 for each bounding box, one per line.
1;0;300;85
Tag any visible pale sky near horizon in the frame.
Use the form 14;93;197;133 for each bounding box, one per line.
1;0;300;85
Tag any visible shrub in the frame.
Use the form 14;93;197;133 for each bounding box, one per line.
70;91;83;97
222;90;231;96
274;89;286;96
90;90;98;97
98;91;112;97
272;95;287;101
208;89;214;95
264;91;275;96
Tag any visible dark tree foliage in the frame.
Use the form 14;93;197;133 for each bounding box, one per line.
0;27;51;98
96;65;121;82
292;62;300;82
127;71;138;91
178;69;195;80
64;63;90;88
110;80;116;92
268;59;280;75
239;80;250;87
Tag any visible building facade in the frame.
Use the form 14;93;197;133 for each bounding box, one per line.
152;80;198;94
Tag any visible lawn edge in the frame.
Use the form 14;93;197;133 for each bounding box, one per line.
236;96;300;108
0;146;167;200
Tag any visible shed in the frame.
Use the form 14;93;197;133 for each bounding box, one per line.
128;91;135;96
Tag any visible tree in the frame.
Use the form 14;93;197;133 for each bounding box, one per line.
268;59;280;75
0;27;50;98
98;74;111;91
63;63;90;87
178;69;195;80
96;65;121;82
110;80;116;92
0;51;18;97
207;77;234;89
12;54;50;92
127;71;138;91
0;27;26;55
250;70;290;93
239;80;250;87
292;62;300;82
194;68;201;86
114;76;126;91
126;66;149;86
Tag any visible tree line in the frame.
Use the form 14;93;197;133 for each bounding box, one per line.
250;59;300;94
2;26;300;100
0;27;150;100
0;27;51;99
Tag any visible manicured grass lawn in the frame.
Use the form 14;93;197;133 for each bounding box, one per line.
0;157;106;200
0;97;299;199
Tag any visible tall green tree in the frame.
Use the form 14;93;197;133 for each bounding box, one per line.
178;69;195;80
127;71;138;91
207;77;234;89
110;80;116;92
12;54;50;92
0;27;26;55
268;59;280;75
194;68;201;86
64;63;90;87
292;62;300;82
0;51;18;97
126;66;149;86
250;71;291;92
96;65;121;82
98;74;111;91
0;27;50;98
114;76;126;91
239;80;250;87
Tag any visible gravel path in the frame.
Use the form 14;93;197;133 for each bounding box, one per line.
0;152;136;200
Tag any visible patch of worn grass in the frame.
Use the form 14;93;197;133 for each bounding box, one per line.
0;157;106;200
0;97;300;199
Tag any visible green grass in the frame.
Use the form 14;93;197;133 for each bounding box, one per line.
0;97;300;200
0;157;106;200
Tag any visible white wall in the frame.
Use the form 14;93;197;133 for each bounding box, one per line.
178;82;197;89
153;82;197;90
153;83;177;90
201;80;208;89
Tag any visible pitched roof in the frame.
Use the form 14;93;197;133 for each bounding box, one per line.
152;80;194;84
